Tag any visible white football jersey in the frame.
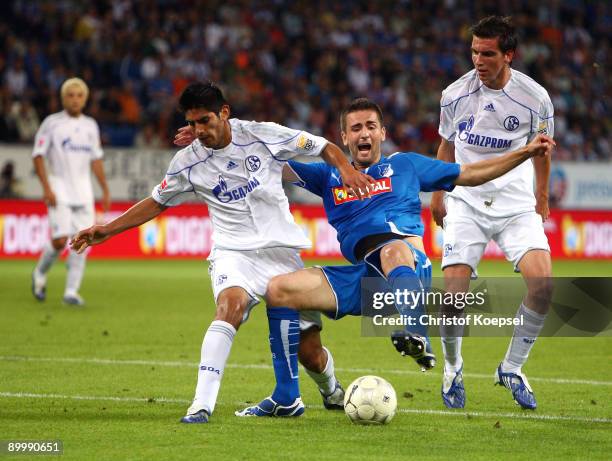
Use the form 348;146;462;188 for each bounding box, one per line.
32;111;103;206
439;69;554;217
152;118;328;251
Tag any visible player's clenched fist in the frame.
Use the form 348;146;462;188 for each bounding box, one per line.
339;168;376;200
70;225;111;253
526;134;555;158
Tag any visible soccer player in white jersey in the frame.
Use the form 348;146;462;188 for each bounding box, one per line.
71;82;374;423
31;77;110;306
430;16;554;410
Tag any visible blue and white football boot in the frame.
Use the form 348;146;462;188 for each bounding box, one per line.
321;380;345;410
494;363;537;410
235;396;305;417
391;331;436;371
180;409;210;424
441;365;466;409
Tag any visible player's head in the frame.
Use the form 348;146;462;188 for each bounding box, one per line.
470;16;517;89
61;78;89;116
179;81;231;149
340;98;386;169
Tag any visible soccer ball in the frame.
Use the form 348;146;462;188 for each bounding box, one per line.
343;375;397;425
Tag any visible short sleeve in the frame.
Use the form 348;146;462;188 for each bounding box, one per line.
408;153;461;192
531;93;554;141
152;157;195;207
32;117;51;157
438;90;456;142
90;119;104;160
287;160;328;197
248;122;329;160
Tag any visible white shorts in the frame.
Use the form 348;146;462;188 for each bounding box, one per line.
441;196;550;276
207;247;322;330
48;203;95;240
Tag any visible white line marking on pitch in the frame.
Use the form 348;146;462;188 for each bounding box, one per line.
0;392;609;424
1;355;611;387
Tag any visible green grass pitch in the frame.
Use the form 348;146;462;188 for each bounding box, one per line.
1;258;610;460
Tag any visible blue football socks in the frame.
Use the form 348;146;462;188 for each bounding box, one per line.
266;307;300;404
387;265;428;338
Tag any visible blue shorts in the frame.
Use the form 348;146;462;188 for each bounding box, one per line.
320;240;432;320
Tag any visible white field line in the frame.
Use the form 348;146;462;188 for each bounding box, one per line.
1;355;611;387
0;391;610;424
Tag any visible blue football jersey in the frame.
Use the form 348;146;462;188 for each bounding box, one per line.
289;153;461;263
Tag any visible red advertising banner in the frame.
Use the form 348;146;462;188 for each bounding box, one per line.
1;200;611;260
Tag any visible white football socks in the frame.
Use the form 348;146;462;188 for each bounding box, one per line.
188;320;236;415
441;336;464;374
304;346;338;395
65;250;86;296
502;303;546;374
35;240;61;275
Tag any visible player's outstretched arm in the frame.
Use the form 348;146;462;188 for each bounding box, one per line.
455;134;555;187
70;197;166;253
320;143;375;199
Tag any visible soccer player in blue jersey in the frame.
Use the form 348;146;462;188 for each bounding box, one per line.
236;98;554;417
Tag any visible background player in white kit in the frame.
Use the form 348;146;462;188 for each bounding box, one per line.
431;16;554;410
71;82;374;423
31;77;110;306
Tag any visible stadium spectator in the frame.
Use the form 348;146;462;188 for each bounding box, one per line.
8;99;40;141
0;160;20;198
0;0;608;158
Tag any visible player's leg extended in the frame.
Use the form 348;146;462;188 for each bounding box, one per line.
298;327;344;410
495;249;552;410
374;240;435;371
181;286;249;423
236;268;337;417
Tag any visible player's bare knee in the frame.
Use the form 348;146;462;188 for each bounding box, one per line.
443;264;472;293
52;237;67;250
215;299;246;329
266;275;291;307
380;241;414;273
527;277;553;307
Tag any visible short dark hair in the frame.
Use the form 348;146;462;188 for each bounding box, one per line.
178;81;228;113
340;98;384;132
471;16;517;53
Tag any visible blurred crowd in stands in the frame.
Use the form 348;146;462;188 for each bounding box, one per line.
0;0;609;160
